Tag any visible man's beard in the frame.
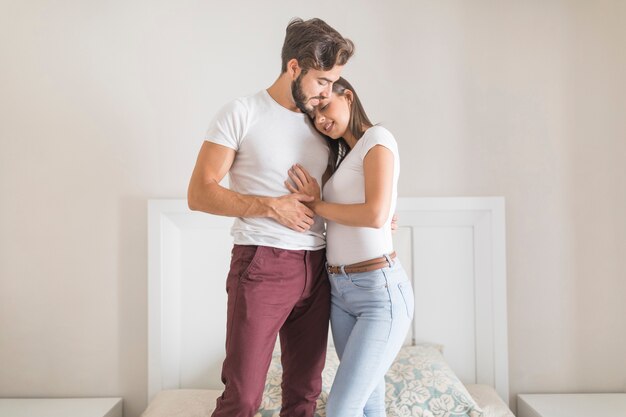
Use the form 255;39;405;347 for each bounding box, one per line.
292;74;314;113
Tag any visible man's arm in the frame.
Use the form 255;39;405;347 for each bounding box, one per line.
188;141;316;232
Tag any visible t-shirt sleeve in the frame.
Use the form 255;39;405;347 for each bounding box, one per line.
357;127;398;161
204;98;248;151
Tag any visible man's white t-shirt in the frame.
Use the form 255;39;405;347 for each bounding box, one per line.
322;126;400;265
205;90;329;250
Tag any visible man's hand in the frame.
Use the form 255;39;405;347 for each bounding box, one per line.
391;213;398;233
269;193;316;232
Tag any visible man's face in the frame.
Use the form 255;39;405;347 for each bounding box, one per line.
292;65;344;113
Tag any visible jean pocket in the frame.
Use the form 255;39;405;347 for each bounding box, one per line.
349;270;387;290
397;281;415;319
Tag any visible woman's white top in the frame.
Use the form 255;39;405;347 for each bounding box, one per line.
322;126;400;265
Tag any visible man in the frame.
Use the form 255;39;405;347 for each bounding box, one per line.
187;18;354;417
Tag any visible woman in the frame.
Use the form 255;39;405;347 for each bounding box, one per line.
285;77;414;417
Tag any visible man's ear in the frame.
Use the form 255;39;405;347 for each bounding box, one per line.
287;59;301;80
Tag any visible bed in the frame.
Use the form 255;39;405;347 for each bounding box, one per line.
145;197;513;416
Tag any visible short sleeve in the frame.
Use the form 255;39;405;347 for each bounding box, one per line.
204;98;248;151
357;126;398;161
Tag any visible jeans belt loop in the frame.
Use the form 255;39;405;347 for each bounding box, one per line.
383;253;393;267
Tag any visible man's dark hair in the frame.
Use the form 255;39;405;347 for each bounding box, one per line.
281;18;355;73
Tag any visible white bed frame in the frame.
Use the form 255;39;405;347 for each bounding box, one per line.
147;197;509;405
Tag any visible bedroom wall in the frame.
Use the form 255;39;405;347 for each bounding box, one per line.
1;1;624;416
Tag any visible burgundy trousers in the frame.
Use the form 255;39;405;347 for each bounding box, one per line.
211;244;330;417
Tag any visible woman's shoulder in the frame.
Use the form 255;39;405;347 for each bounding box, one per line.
362;125;397;144
360;125;398;150
354;125;398;161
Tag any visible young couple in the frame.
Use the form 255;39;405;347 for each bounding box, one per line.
188;17;414;417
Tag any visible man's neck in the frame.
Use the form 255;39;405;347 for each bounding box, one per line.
266;73;301;113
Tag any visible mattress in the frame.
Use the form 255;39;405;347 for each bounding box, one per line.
141;389;219;417
465;384;515;417
141;385;514;417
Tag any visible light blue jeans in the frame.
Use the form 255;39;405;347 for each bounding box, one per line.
325;257;414;417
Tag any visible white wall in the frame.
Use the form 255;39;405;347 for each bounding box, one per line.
1;1;624;416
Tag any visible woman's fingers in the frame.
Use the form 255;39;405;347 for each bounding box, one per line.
284;180;299;194
288;169;305;189
294;164;312;183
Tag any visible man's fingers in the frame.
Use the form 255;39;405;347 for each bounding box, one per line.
301;219;313;229
295;221;311;232
302;205;315;218
391;213;399;231
294;193;314;202
275;194;317;232
302;215;315;226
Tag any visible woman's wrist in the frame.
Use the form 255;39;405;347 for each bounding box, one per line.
310;197;323;213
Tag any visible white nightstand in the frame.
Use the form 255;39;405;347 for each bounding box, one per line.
0;398;122;417
517;393;626;417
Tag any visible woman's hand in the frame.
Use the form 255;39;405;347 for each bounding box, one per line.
285;164;321;203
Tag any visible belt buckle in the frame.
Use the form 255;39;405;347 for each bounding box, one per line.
327;265;341;275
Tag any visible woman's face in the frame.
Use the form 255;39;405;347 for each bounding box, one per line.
309;91;352;139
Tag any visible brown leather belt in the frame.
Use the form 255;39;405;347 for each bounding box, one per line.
327;251;397;275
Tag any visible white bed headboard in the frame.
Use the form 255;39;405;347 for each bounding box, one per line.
148;197;509;404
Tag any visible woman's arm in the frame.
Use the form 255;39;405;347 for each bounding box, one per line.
286;145;394;228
